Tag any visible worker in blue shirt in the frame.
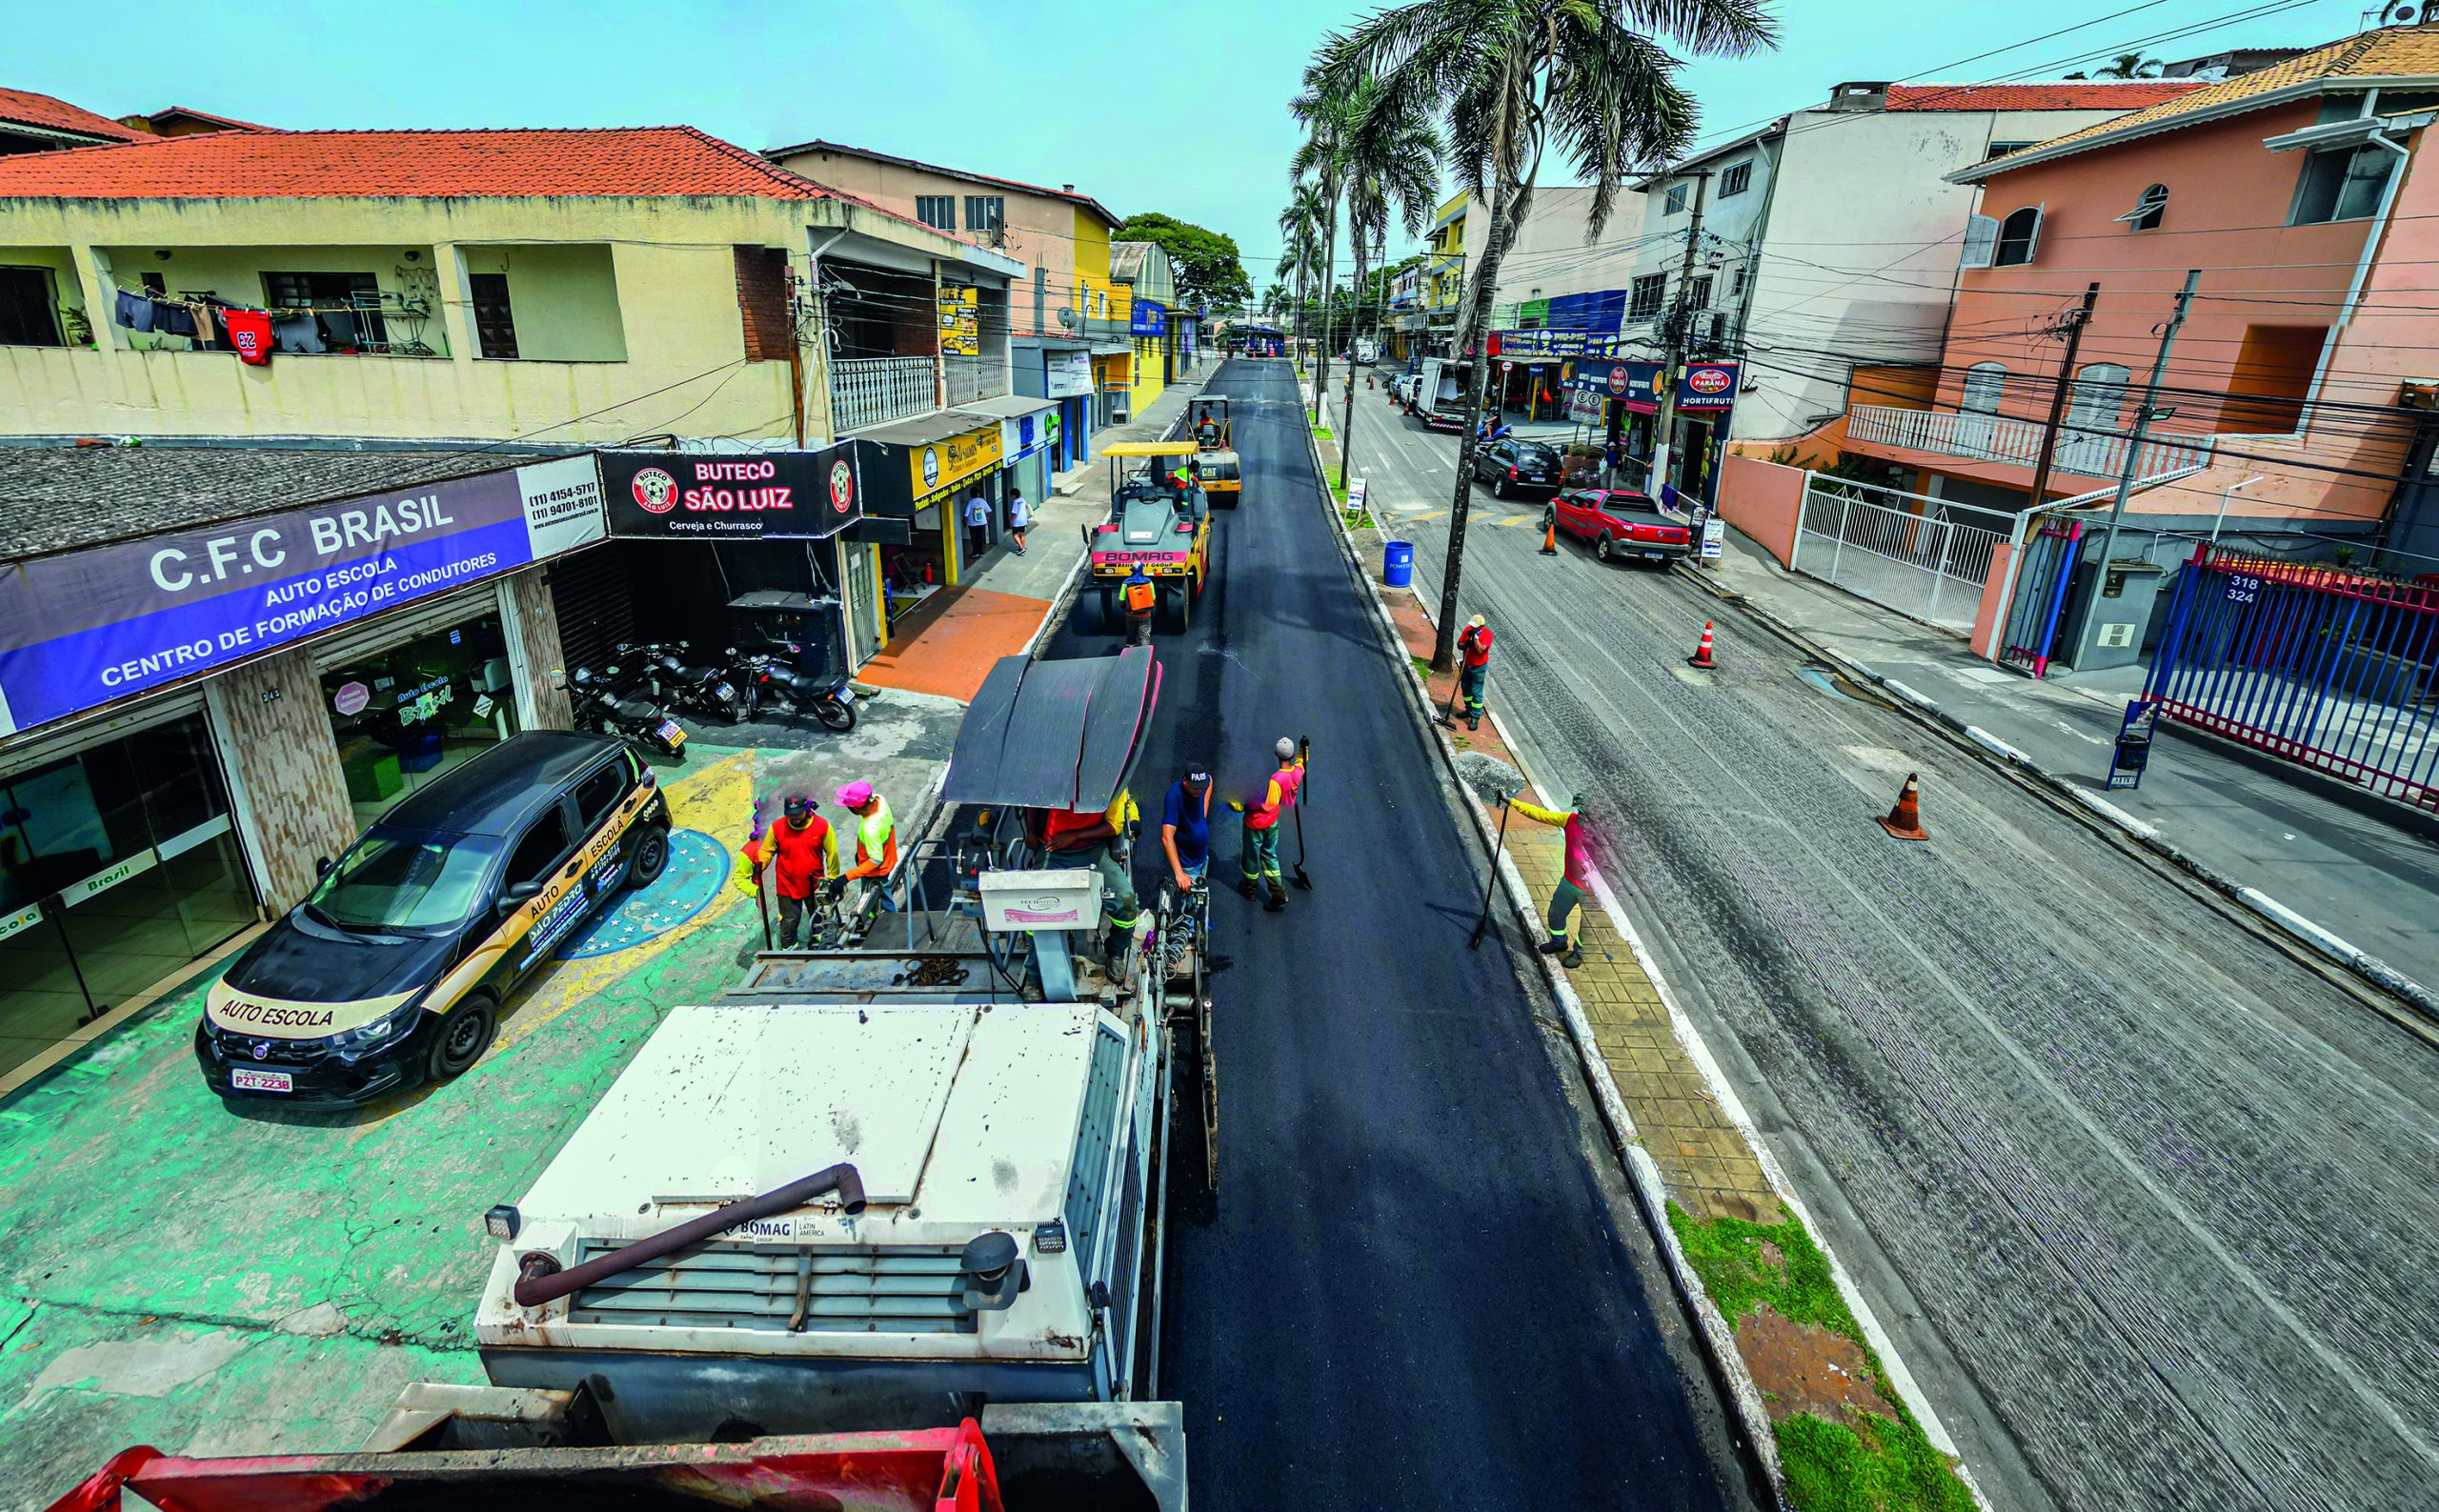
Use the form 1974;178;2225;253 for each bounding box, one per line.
1160;768;1212;895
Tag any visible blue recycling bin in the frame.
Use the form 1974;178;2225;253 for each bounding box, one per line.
1383;540;1415;588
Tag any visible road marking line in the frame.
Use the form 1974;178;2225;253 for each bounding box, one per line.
1493;514;1537;527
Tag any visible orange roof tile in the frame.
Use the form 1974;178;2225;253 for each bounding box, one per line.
1884;82;2207;111
0;125;838;200
0;86;146;144
134;105;279;133
1965;26;2439;175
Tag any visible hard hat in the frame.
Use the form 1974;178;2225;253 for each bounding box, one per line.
1466;614;1486;629
783;794;815;820
836;780;875;809
1274;736;1297;761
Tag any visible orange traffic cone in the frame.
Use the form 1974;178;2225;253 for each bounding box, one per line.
1686;622;1716;669
1541;518;1559;555
1877;773;1928;841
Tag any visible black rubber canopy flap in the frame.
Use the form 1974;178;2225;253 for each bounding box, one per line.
944;648;1159;812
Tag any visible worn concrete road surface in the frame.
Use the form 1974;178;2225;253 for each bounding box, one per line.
1057;360;1755;1510
1354;404;2439;1512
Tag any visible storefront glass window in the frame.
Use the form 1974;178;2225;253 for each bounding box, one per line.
321;611;521;829
0;714;255;1080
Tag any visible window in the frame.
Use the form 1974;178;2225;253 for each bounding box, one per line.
1987;140;2035;159
469;272;518;359
1720;161;1753;197
573;762;630;831
1731;263;1748;296
504;807;574;894
0;266;62;347
1663;184;1687;216
308;829;500;933
2221;324;2327;433
2126;183;2168;232
1960;362;2007;413
263;271;386;346
2291;143;2395;225
965;195;1006;238
1689;274;1713;313
1629;273;1667;321
915;195;957;232
1993;206;2043;267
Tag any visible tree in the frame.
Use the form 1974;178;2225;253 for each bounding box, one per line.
1277;184;1327;365
1261;280;1292;318
2068;53;2162;79
1318;0;1775;671
1316;74;1439;486
1112;212;1254;312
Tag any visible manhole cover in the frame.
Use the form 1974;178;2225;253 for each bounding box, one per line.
561;829;728;958
1796;665;1891;707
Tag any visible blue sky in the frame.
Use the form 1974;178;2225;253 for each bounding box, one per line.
13;0;2363;286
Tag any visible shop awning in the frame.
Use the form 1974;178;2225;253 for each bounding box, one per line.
851;410;992;449
955;394;1057;420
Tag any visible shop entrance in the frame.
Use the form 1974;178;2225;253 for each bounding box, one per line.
320;607;522;829
0;712;256;1081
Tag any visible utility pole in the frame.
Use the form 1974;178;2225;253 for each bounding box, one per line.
2023;281;2099;515
1646;171;1711;504
2091;269;2199;578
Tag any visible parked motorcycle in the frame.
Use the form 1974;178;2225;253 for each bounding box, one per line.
571;664;689;759
725;644;857;733
617;640;750;724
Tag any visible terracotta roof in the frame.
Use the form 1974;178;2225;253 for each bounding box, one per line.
0;86;145;144
1962;26;2439;177
1884;82;2207;111
763;137;1119;226
0;125;838;200
131;105;279;133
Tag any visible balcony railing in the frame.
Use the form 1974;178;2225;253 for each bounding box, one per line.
831;355;937;432
1846;403;2214;486
944;354;1007;408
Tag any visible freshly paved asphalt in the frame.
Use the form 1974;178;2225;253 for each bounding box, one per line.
1351;397;2439;1512
1045;360;1754;1510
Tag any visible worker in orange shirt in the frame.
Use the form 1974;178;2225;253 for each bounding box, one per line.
1231;736;1305;913
1456;615;1493;732
739;794;839;948
835;780;897;909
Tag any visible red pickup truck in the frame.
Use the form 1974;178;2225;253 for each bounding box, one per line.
1552;488;1692;566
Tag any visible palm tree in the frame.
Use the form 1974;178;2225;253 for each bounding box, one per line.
2069;53;2162;79
1327;78;1440;487
1276;182;1326;371
1289;77;1353;419
1317;0;1775;671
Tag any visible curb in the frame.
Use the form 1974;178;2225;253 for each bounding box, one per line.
1298;424;1790;1508
1673;560;2439;1034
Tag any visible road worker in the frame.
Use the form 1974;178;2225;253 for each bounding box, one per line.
1457;615;1493;732
1509;792;1589;969
1196;413;1221;448
741;794;839;949
836;780;897;908
1042;786;1143;962
1231;736;1305;913
1122;564;1158;646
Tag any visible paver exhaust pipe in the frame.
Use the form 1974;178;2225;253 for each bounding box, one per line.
514;1162;867;1308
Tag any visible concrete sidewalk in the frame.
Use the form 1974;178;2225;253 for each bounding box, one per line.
1699;527;2439;998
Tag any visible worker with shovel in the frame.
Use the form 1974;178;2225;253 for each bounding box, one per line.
1231;736;1307;913
1450;615;1493;732
1508;792;1589;969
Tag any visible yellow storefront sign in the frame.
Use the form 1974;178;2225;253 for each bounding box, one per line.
911;425;1003;503
937;284;979;358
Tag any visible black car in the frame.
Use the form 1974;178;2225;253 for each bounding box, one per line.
196;732;671;1109
1471;437;1562;498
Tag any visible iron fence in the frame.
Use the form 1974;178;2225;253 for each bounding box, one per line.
2146;546;2439;811
1791;476;2011;634
831;356;935;432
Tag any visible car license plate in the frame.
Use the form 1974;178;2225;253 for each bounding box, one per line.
232;1067;292;1094
715;682;736;700
658;720;685;745
1645;552;1667;562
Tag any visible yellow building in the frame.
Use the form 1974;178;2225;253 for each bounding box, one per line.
1421;192;1482;346
0;126;1020;448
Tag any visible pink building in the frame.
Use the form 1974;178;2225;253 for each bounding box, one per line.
1839;26;2439;573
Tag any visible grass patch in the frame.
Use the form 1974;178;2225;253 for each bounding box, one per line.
1778;1414;1976;1512
1312;424;1334;441
1410;655;1435;679
1668;1204;1975;1512
1342;508;1378;531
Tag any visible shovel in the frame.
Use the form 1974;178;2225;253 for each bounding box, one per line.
1454;752;1526;950
1291;735;1314;891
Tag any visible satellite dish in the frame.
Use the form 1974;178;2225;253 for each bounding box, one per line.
1057;306;1078;330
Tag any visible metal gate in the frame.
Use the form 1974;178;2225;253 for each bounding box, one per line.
1791;476;2010;633
2147;545;2439;811
1998;519;2086;678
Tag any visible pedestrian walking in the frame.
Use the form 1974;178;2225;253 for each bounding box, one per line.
1231;736;1305;913
740;794;839;948
963;491;992;564
1509;792;1589;969
1007;489;1030;554
1043;785;1143;963
1457;615;1493;732
836;780;898;908
1602;438;1623;488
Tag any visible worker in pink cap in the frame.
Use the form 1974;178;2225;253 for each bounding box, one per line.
837;781;898;894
